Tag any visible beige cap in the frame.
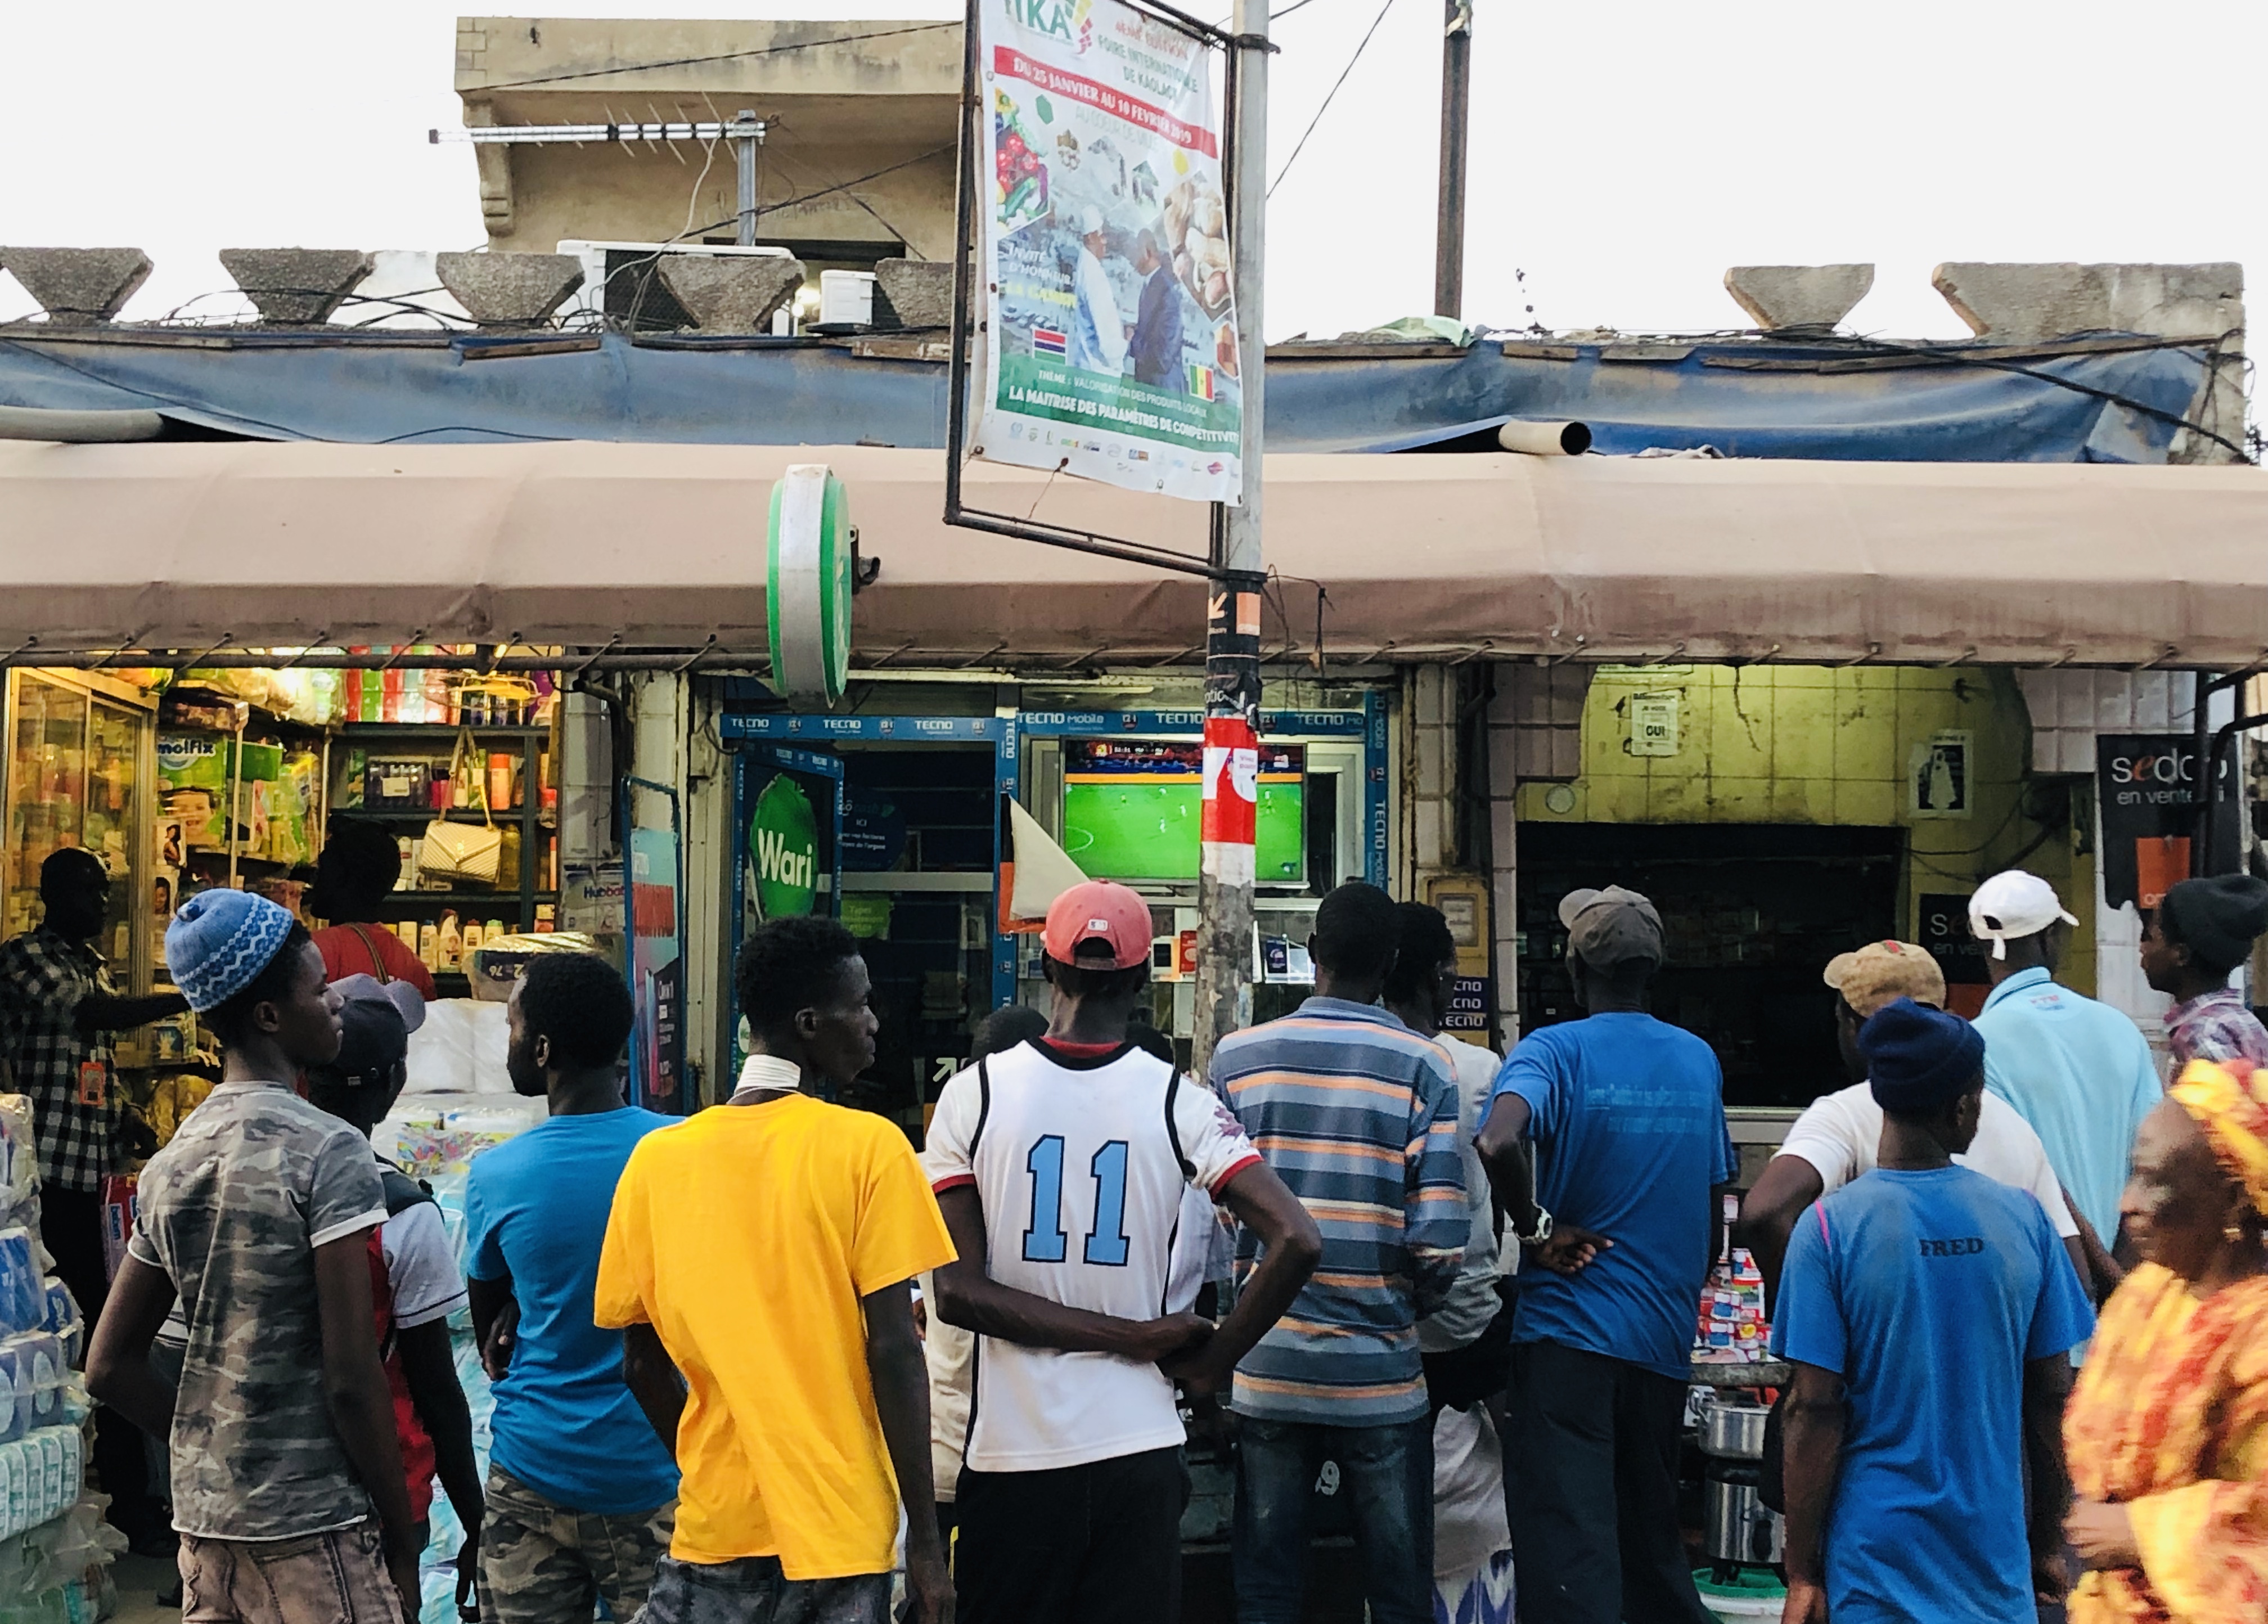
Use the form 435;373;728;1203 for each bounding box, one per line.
1824;939;1946;1019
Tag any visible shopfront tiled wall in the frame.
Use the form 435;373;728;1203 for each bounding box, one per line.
1507;663;2098;997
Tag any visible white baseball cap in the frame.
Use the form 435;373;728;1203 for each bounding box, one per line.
1968;870;2078;960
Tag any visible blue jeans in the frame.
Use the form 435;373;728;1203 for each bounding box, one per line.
1231;1416;1433;1624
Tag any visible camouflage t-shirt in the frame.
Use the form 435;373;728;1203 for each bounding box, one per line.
127;1080;389;1540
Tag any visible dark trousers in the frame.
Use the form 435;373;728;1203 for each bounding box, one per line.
1232;1416;1433;1624
1508;1339;1713;1624
40;1185;159;1532
954;1445;1187;1624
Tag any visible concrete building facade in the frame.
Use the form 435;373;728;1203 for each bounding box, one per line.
454;16;962;263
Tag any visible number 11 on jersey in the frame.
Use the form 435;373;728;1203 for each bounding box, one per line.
1020;1136;1132;1267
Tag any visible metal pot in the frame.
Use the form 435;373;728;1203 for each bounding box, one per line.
1698;1399;1770;1460
1704;1469;1786;1567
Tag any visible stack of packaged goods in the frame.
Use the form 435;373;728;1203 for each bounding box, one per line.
1692;1247;1770;1364
0;1101;120;1624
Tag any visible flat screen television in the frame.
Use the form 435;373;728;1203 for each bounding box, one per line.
1060;739;1305;883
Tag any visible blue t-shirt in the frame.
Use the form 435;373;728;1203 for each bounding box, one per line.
1771;1166;2095;1624
1973;967;2162;1245
1493;1013;1733;1379
465;1108;681;1515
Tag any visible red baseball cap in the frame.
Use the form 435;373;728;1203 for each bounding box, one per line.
1043;880;1154;970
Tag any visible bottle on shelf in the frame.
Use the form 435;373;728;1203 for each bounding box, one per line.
437;911;464;974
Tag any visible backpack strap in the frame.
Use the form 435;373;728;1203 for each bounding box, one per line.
1163;1066;1196;1184
970;1054;994;1161
345;923;392;984
377;1161;435;1217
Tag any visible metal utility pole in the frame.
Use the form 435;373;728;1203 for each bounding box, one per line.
1434;0;1473;319
732;109;765;245
1192;0;1270;1082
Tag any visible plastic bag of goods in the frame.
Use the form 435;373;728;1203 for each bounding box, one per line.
465;931;615;1002
403;1001;510;1096
0;1103;33;1205
373;1095;545;1180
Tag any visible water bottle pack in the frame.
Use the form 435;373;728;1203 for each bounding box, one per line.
0;1339;64;1450
0;1429;81;1545
0;1239;40;1344
32;1295;72;1379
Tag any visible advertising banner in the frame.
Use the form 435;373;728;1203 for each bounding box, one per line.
2096;734;2240;910
623;781;687;1113
975;0;1241;503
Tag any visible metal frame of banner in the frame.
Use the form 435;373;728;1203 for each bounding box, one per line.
940;0;1243;581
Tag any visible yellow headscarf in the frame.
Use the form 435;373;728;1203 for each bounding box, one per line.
2170;1057;2268;1218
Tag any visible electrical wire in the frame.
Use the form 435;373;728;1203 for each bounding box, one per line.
475;24;959;91
1266;0;1398;198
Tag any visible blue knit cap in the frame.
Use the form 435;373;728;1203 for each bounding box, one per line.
1859;996;1987;1113
165;890;296;1013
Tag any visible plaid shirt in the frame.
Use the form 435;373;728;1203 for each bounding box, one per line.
0;926;124;1193
2167;986;2268;1072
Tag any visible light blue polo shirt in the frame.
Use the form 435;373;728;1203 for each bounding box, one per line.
1973;966;2161;1244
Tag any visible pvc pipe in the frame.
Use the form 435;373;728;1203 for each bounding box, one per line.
1497;419;1592;456
0;406;164;443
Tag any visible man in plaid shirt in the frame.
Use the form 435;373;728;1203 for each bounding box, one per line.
0;848;186;1549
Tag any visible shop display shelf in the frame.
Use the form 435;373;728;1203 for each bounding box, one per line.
332;807;544;823
341;724;550;742
375;890;559;907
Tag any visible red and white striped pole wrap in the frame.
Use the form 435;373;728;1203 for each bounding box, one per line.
1200;711;1259;884
1194;575;1266;1073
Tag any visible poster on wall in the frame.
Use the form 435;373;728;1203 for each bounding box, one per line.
1907;730;1972;820
2096;733;2240;910
1916;892;1991;1018
973;0;1243;502
623;782;687;1114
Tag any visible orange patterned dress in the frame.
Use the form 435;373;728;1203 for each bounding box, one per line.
2063;1262;2268;1622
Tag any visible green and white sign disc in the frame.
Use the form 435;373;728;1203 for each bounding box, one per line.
767;464;853;702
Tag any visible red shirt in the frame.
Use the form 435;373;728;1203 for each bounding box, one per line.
364;1229;438;1519
313;923;438;1000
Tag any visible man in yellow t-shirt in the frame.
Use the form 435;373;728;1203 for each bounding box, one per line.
595;916;957;1624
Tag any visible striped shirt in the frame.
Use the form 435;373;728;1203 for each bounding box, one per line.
1210;997;1467;1425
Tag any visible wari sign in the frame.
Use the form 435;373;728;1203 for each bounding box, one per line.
974;0;1243;502
749;771;821;919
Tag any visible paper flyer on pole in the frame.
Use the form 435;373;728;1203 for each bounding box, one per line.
974;0;1243;503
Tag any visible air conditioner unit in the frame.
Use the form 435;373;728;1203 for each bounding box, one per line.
555;240;795;331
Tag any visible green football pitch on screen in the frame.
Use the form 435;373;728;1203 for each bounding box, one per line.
1061;781;1305;882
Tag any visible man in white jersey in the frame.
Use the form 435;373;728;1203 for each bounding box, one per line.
927;881;1321;1624
1736;939;2086;1309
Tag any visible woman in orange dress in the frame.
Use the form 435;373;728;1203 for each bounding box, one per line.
2063;1056;2268;1622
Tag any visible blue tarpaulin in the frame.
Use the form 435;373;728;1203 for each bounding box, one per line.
0;327;2215;462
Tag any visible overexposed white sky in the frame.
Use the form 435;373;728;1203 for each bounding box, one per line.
1;0;2257;341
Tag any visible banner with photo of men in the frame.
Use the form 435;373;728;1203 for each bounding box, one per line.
974;0;1243;503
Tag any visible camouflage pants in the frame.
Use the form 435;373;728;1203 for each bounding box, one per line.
476;1466;674;1624
633;1555;892;1624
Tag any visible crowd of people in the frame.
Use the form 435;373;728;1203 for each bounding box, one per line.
0;837;2263;1623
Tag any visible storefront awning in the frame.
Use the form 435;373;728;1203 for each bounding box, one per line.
2;439;2264;668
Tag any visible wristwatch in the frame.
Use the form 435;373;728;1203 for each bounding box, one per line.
1514;1204;1554;1247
